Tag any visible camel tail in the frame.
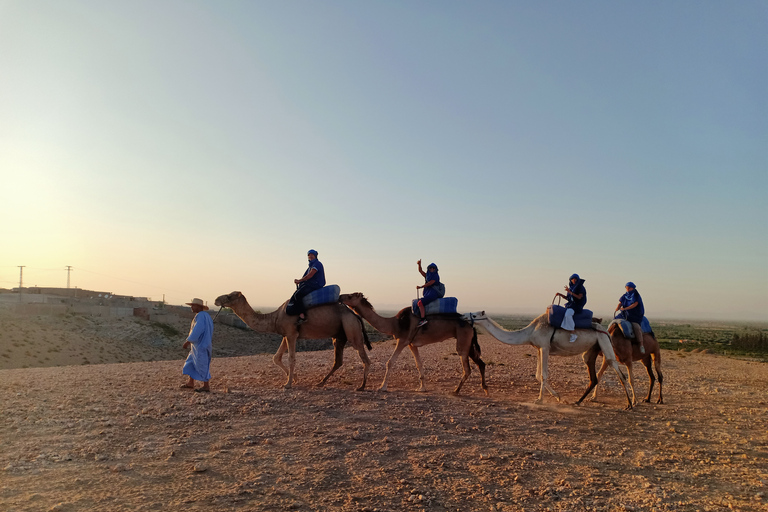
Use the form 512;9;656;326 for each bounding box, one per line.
471;327;481;357
352;310;372;351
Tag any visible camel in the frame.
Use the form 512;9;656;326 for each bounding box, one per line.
214;291;371;390
339;293;487;395
590;323;664;404
462;311;633;409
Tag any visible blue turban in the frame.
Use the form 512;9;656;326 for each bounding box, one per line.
428;263;438;271
625;282;636;288
569;273;580;280
307;249;318;256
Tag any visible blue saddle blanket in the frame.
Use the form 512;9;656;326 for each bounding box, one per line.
547;304;594;329
302;285;341;308
611;317;653;339
412;297;459;315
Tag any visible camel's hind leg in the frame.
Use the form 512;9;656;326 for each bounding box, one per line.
466;330;488;395
379;338;410;392
349;330;371;391
317;337;346;387
576;345;601;405
408;345;428;392
589;356;610;401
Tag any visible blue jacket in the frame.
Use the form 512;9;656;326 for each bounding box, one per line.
619;290;644;323
566;279;587;314
303;259;326;289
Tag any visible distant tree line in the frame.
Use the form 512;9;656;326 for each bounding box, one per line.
731;329;768;352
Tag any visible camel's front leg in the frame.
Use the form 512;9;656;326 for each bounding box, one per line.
273;337;290;380
625;361;638;406
597;334;633;410
282;335;298;389
408;345;428;392
379;339;409;392
537;347;561;404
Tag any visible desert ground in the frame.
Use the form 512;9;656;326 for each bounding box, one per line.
1;308;767;511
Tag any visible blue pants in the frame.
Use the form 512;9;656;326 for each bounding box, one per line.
286;284;321;316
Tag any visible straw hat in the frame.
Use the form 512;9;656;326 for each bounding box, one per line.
186;298;209;310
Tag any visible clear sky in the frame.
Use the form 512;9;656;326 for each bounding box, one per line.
1;1;766;321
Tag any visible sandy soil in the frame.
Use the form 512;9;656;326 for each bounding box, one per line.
2;325;767;512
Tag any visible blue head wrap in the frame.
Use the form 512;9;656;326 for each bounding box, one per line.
307;249;318;256
625;282;635;289
428;263;438;271
569;273;580;281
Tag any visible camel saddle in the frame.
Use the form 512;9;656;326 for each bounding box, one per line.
411;297;459;315
302;285;341;309
609;317;654;339
547;304;594;329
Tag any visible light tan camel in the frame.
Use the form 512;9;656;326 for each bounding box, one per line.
590;322;664;404
214;291;371;390
340;293;487;395
463;311;633;409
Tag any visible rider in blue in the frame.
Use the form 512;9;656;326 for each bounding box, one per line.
416;260;440;327
556;273;587;343
615;282;646;354
287;249;326;324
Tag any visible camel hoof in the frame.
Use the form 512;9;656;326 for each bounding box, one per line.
483;388;489;396
356;385;366;392
377;386;388;392
415;388;428;393
534;399;543;405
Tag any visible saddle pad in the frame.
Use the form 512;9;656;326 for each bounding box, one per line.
302;285;341;308
547;304;594;329
412;297;459;315
610;319;635;339
611;317;654;339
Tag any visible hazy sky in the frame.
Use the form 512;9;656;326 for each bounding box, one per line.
1;1;766;321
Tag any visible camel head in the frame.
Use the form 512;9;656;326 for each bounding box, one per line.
214;291;243;308
339;292;373;310
462;311;487;324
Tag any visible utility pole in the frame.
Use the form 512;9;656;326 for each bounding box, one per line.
65;266;73;288
18;265;25;302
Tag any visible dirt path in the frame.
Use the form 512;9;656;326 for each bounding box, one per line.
2;336;767;511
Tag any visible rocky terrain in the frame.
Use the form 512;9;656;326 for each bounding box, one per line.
1;307;767;511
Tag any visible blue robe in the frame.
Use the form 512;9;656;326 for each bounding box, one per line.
183;311;213;382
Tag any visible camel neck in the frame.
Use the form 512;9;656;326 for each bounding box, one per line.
353;306;397;336
478;317;536;346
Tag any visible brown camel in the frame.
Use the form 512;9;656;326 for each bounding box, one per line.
590;323;664;404
339;293;487;395
214;291;371;390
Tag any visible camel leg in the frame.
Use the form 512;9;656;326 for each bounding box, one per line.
409;345;428;392
640;355;654;403
595;332;633;409
379;339;410;392
350;333;371;392
317;338;346;387
537;346;561;404
625;361;638;406
273;337;290;379
284;335;298;389
576;346;600;405
654;352;664;404
589;355;610;401
453;353;472;396
467;336;488;395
